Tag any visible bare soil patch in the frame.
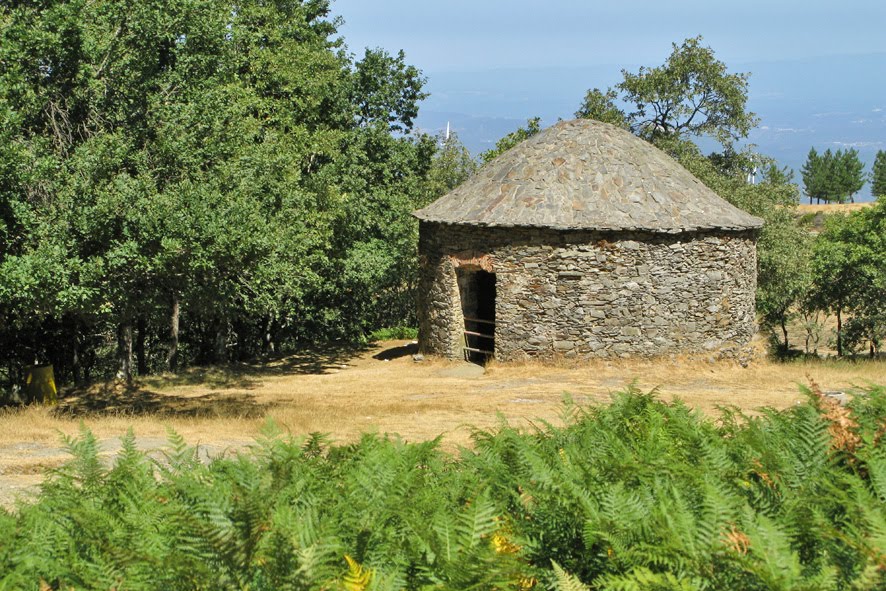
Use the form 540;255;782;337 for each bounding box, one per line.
1;338;882;507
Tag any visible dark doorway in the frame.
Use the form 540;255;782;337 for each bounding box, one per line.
456;269;496;363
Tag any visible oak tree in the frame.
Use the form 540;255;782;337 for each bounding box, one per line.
577;36;758;148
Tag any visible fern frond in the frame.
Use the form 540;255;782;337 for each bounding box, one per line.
454;491;499;551
58;424;105;488
596;567;705;591
340;554;373;591
551;560;590;591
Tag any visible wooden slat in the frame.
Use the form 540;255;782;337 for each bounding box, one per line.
463;330;494;339
463;346;494;355
463;316;496;325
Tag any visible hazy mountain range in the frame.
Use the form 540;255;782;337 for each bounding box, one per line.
415;52;886;202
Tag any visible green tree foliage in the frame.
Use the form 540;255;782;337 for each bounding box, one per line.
426;131;477;198
809;199;886;356
802;147;828;204
0;0;438;387
573;88;628;127
576;36;758;148
870;150;886;198
757;225;813;354
2;386;885;589
802;147;867;204
754;174;812;353
760;162;794;186
836;148;866;203
351;48;427;132
479;117;542;164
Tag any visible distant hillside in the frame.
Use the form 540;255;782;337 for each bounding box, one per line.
416;53;886;203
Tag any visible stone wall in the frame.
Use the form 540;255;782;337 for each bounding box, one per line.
417;221;759;360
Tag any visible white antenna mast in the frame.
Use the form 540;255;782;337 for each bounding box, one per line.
746;159;758;185
445;121;450;141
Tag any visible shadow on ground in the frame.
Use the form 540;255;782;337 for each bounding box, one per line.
253;342;373;374
135;342;374;390
53;382;274;419
372;342;418;361
49;343;379;418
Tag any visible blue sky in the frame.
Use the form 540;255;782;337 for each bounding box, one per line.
330;1;886;199
331;0;886;71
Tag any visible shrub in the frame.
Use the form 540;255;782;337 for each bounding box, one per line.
368;326;419;341
1;385;884;590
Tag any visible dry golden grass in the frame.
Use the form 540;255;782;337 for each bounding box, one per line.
0;338;883;505
796;202;874;215
1;338;882;450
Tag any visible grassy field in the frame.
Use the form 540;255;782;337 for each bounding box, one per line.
795;202;875;215
1;337;883;506
1;332;874;511
4;339;884;445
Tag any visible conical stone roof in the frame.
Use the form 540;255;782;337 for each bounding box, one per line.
414;119;764;233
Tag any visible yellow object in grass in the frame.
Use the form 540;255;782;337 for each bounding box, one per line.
25;365;57;405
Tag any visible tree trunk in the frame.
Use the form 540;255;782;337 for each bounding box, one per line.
72;335;82;385
232;317;246;361
167;294;180;372
214;317;228;364
136;314;147;376
836;305;843;357
262;317;275;356
117;321;133;384
781;318;789;353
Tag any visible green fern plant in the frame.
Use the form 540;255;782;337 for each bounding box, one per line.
1;384;884;590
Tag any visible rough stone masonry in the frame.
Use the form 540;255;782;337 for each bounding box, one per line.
417;223;758;360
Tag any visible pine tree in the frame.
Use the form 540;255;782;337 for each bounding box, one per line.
801;148;827;204
835;148;865;203
871;150;886;198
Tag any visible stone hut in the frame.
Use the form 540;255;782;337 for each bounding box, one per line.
413;119;764;361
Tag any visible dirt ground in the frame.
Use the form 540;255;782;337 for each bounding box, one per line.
1;338;883;508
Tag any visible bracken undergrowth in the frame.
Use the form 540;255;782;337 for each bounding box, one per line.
1;384;884;590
